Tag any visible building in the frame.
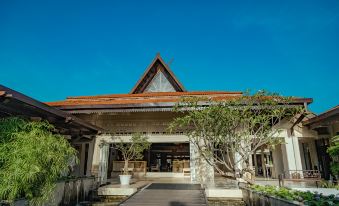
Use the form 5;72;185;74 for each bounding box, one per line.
46;54;318;184
303;105;339;179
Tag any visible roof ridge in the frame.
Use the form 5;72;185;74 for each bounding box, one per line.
66;91;243;100
317;104;339;116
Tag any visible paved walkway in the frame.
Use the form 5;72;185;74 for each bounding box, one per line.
119;183;208;206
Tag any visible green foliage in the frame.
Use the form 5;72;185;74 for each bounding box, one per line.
327;135;339;176
250;184;339;205
0;117;77;205
319;180;339;190
114;133;151;175
327;135;339;157
169;90;303;177
330;163;339;176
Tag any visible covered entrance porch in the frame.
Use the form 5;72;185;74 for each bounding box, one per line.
106;140;191;179
148;143;190;173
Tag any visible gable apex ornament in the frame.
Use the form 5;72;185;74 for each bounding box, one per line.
130;54;186;94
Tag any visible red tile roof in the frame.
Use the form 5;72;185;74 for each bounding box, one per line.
46;91;312;109
46;91;243;107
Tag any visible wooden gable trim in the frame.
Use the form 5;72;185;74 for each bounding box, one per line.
130;53;186;94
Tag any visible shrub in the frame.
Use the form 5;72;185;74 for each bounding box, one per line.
250;184;339;205
0;117;77;205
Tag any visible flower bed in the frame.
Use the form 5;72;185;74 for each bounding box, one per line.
240;184;339;206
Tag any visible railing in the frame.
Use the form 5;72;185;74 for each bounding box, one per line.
285;170;321;179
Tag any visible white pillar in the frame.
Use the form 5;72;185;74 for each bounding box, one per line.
91;136;102;177
272;144;284;178
282;135;303;178
189;141;214;186
98;142;109;185
235;152;242;177
86;139;95;176
190;142;198;182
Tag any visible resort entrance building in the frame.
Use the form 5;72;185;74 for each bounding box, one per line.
46;54;316;184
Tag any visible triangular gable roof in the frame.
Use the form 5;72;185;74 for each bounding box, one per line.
130;53;186;94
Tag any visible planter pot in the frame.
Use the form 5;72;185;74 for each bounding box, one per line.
119;175;132;185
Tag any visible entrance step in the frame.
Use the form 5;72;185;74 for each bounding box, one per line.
98;181;148;196
120;183;207;206
146;172;188;178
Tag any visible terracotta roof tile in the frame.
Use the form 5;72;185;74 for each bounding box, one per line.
46;91;242;107
46;91;312;108
66;91;243;99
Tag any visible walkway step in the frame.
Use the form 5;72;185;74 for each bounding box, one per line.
120;183;207;206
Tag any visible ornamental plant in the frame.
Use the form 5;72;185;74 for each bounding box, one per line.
250;184;339;205
0;117;77;205
327;135;339;176
170;90;303;179
114;133;151;175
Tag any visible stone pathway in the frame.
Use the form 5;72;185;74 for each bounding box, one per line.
119;183;207;206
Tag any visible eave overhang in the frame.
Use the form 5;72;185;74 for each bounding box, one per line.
303;105;339;130
52;98;313;114
0;85;103;136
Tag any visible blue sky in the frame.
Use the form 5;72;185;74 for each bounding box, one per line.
0;0;338;113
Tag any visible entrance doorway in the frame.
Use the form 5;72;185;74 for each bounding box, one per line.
147;143;190;172
107;142;190;178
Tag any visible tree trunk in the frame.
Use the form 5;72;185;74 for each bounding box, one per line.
124;159;129;175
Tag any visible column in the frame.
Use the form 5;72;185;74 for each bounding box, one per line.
254;150;258;176
189;141;214;186
261;146;267;178
98;141;109;185
91;137;101;177
282;135;303;178
190;142;198;182
235;152;242;177
86;139;95;176
272;144;284;178
79;143;86;176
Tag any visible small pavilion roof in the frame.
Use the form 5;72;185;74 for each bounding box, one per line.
303;105;339;129
0;85;103;136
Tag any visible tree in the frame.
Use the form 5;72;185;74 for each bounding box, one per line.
0;117;77;205
114;133;151;175
169;91;303;180
327;135;339;178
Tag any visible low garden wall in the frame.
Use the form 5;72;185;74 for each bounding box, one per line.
50;176;96;205
239;184;339;206
241;187;301;206
8;176;96;206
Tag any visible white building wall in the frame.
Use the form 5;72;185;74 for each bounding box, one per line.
272;144;284;178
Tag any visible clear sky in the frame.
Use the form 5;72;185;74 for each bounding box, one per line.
0;0;338;113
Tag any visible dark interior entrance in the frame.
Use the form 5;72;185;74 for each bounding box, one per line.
315;138;331;180
107;142;190;177
147;143;190;172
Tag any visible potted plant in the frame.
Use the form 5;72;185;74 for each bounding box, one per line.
114;133;150;185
